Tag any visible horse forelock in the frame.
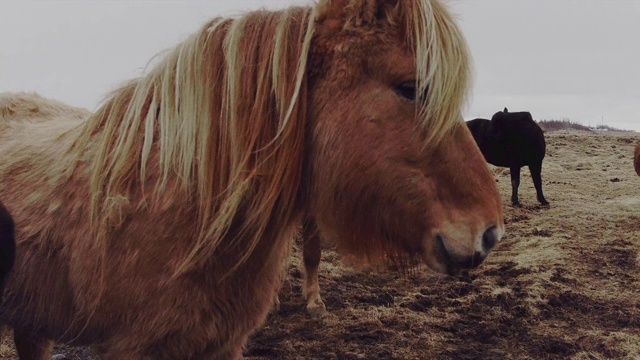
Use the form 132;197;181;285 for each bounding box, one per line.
69;6;316;276
406;0;471;145
315;1;471;147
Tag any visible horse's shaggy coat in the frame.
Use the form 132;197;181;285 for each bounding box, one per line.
0;1;503;358
467;109;549;206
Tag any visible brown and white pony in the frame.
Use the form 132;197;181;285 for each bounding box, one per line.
635;143;640;176
0;1;503;358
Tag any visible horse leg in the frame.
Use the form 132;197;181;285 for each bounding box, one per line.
302;218;325;317
0;201;16;298
529;161;549;206
13;332;53;360
509;166;521;206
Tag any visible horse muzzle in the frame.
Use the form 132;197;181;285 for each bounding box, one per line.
427;224;502;275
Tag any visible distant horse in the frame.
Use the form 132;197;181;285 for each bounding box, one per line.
467;109;549;206
635;143;640;176
0;202;15;299
0;1;504;358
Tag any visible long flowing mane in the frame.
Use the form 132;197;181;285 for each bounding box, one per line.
408;0;471;143
62;0;471;275
67;7;315;275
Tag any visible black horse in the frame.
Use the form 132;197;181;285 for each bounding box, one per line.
0;201;16;298
466;108;549;206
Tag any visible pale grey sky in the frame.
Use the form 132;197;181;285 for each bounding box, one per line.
1;1;639;130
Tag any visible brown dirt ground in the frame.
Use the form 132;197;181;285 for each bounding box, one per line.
2;130;640;359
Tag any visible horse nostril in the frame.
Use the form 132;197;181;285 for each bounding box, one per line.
482;225;499;252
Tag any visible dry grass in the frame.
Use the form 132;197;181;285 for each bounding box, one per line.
0;340;16;359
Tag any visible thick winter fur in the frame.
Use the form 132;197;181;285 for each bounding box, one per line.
0;1;503;358
467;109;549;206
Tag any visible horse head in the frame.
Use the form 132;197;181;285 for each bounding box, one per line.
306;0;504;274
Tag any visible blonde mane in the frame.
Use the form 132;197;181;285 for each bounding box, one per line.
410;0;471;144
64;0;470;275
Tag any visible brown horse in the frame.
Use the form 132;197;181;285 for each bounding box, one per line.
0;1;503;358
635;143;640;176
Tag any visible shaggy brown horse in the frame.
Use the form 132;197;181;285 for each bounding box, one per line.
0;1;504;358
635;143;640;176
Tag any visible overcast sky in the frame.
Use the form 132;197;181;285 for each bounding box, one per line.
1;1;639;131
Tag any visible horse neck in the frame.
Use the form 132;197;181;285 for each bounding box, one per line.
195;207;300;292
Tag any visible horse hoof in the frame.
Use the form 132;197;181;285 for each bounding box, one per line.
306;300;326;318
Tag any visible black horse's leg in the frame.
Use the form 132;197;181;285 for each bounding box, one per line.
529;161;549;206
0;202;16;298
510;166;521;206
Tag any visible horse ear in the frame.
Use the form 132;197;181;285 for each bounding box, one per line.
504;107;508;113
318;0;400;26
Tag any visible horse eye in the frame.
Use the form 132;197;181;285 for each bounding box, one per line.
395;82;417;102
